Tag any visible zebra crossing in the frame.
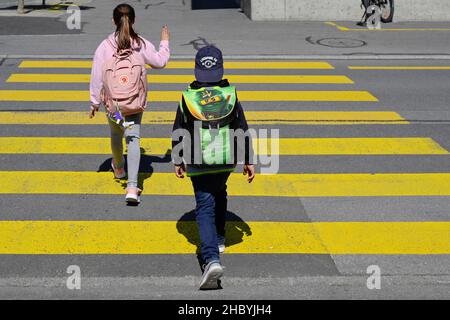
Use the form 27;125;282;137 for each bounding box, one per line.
0;221;447;254
1;137;447;155
0;110;409;125
0;59;449;280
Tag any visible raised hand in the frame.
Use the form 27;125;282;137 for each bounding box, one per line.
161;24;170;41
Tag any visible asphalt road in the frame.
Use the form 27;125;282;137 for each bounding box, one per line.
0;57;449;299
2;0;450;57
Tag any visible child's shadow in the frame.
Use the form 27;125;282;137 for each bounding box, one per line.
97;148;172;206
176;210;252;271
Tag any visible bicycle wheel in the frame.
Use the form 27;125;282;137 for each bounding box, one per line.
380;0;394;23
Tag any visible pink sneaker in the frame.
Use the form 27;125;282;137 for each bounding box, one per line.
125;187;142;203
111;158;126;179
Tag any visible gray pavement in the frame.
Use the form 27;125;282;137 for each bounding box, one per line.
1;275;449;300
0;0;450;57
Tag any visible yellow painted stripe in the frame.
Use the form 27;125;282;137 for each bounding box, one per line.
0;111;408;125
1;172;449;197
0;221;447;254
0;90;378;102
326;22;450;32
7;74;354;84
256;137;449;155
349;66;450;70
350;28;450;31
241;111;407;124
0;137;447;155
324;21;350;31
18;60;334;70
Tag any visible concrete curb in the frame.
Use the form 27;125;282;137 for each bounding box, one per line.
0;275;449;299
2;54;450;60
1;275;449;287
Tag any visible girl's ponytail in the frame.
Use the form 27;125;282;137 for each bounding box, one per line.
113;3;144;52
117;14;131;50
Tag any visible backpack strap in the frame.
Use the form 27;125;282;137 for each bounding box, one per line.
179;95;189;124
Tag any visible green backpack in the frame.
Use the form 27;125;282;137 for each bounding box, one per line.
180;85;237;176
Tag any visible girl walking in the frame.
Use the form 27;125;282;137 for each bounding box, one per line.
89;3;170;203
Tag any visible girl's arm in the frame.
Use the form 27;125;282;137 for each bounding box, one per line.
89;42;106;106
140;26;170;69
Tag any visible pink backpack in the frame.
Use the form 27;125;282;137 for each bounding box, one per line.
102;41;147;117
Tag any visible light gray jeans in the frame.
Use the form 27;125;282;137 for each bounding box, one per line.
108;112;142;189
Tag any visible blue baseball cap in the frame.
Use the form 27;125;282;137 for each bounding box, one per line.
194;46;224;83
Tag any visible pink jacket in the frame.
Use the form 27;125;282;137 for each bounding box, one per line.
90;32;170;106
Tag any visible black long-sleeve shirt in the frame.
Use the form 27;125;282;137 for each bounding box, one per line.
171;79;254;166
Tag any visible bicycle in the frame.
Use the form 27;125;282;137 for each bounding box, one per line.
359;0;394;25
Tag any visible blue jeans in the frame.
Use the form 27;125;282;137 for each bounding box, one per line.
190;172;230;264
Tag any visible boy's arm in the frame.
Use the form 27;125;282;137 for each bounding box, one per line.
233;98;255;183
171;101;186;167
234;99;254;165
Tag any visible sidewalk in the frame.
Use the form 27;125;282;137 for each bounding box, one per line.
1;0;450;58
1;275;450;299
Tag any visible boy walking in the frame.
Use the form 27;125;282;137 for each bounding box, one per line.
171;46;255;290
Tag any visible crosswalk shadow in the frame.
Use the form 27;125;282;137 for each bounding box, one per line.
97;153;172;173
176;210;252;270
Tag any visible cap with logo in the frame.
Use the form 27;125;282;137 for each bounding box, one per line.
194;45;224;83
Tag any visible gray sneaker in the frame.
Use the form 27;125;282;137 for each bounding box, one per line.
199;261;224;290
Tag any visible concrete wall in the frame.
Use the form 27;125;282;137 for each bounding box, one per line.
242;0;450;21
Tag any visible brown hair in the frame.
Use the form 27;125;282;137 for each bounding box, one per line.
113;3;144;51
